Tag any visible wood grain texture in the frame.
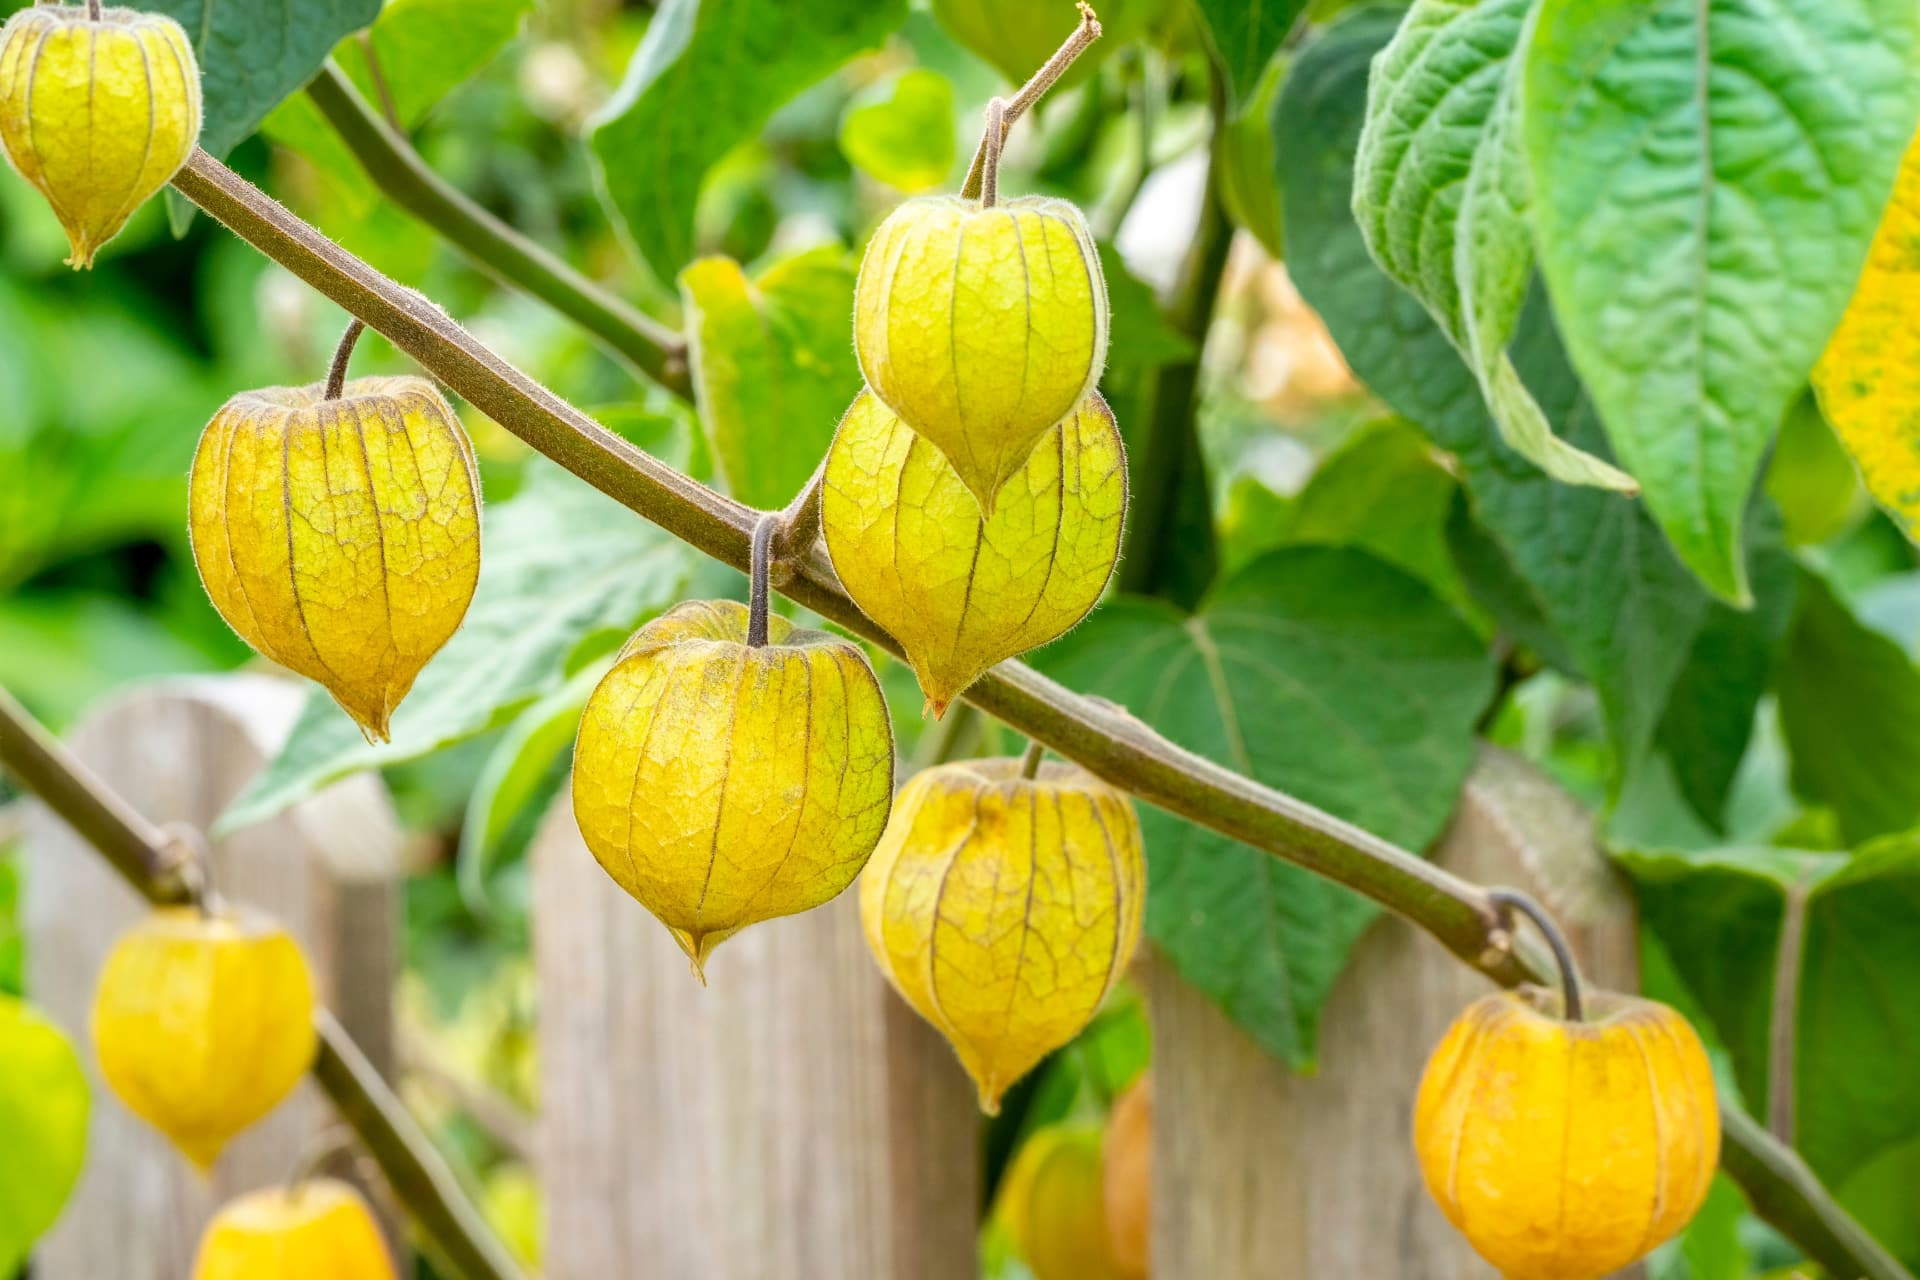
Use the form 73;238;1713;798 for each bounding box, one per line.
21;675;404;1279
1146;745;1644;1279
532;792;981;1279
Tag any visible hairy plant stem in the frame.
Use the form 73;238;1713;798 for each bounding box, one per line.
325;317;367;400
747;513;778;648
305;65;690;399
1770;873;1813;1143
1487;889;1582;1022
0;686;525;1280
978;97;1008;208
164;150;1910;1280
1019;740;1046;779
960;1;1102;201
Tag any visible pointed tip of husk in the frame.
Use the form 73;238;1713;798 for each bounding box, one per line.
975;1078;1004;1116
671;927;716;984
923;697;949;720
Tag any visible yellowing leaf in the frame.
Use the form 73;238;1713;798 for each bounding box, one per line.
1815;129;1920;541
823;390;1125;715
571;600;895;978
189;376;483;743
92;909;317;1170
854;194;1108;511
859;758;1145;1112
0;996;88;1274
681;247;863;509
0;6;202;267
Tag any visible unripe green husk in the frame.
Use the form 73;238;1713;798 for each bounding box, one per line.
0;5;201;268
854;194;1108;512
572;600;897;979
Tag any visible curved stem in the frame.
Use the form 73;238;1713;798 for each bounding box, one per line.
979;98;1007;208
325;318;367;400
1488;889;1583;1022
746;513;778;648
305;66;690;400
770;460;826;572
284;1125;358;1200
86;0;102;19
1019;739;1046;779
960;2;1103;200
0;686;525;1280
162;150;1912;1280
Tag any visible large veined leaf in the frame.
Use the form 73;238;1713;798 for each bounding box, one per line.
680;246;863;509
218;462;691;832
1524;0;1920;602
0;997;88;1276
1280;9;1712;778
1353;0;1631;491
591;0;907;288
1036;546;1493;1065
1774;566;1920;845
1814;129;1920;543
142;0;382;158
1619;837;1920;1261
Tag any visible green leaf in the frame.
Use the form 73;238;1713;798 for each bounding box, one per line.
1218;51;1286;260
143;0;382;158
1193;0;1307;110
1281;9;1711;778
838;69;956;193
0;996;88;1275
1353;0;1631;492
264;0;535;188
457;657;609;913
1223;418;1463;609
1654;502;1796;832
1767;391;1863;549
1775;565;1920;844
1036;546;1493;1065
1618;838;1920;1222
679;246;864;508
1523;0;1920;601
590;0;907;287
1652;1175;1752;1280
217;463;692;833
927;0;1160;91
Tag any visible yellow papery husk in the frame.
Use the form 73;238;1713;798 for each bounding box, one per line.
1412;988;1721;1280
193;1179;399;1280
823;389;1126;717
854;194;1108;512
188;376;483;744
996;1125;1128;1280
859;758;1145;1112
90;907;318;1171
0;5;201;268
1814;125;1920;539
571;600;897;980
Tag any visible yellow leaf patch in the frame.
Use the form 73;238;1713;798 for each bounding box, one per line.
823;389;1126;716
1814;127;1920;539
859;758;1145;1112
571;600;896;978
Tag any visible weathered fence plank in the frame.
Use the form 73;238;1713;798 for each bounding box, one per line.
22;675;405;1279
1146;745;1644;1279
532;793;980;1279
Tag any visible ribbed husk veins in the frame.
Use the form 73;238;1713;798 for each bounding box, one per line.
0;5;201;268
1413;988;1720;1279
860;758;1144;1112
90;907;318;1171
854;194;1108;513
572;600;896;979
193;1179;399;1280
823;389;1126;717
189;376;482;744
